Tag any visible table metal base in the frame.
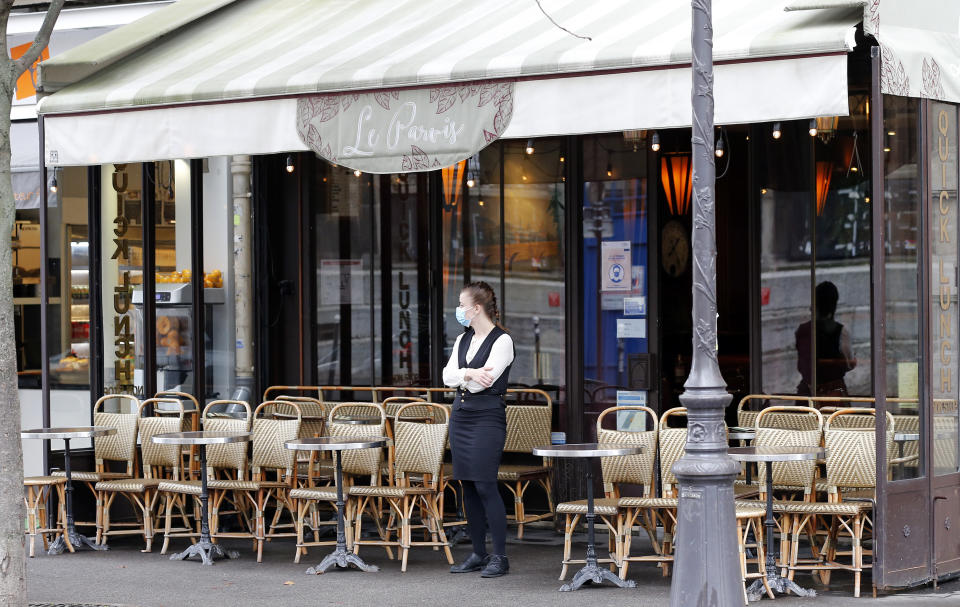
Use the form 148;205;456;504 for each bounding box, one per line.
747;571;816;601
306;546;379;574
47;530;108;555
169;539;239;566
560;563;637;592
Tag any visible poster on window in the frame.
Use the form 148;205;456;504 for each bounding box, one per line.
320;259;365;306
601;241;631;292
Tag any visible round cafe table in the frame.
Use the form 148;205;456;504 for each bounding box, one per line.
152;431;251;565
729;445;825;600
532;443;644;592
21;426;117;555
285;436;390;575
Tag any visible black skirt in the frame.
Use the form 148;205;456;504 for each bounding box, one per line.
449;402;506;482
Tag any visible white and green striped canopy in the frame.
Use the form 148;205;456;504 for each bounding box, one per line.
38;0;864;165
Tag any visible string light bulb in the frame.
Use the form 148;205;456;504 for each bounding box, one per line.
772;122;782;140
50;174;58;193
525;139;535;155
285;155;295;173
606;163;613;178
354;169;362;177
650;131;661;152
467;177;475;188
714;136;725;158
809;119;818;137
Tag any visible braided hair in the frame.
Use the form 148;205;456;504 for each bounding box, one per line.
462;281;507;331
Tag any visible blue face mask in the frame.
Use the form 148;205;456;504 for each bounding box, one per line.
455;306;471;327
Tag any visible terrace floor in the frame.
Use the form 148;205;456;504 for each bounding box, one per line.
24;525;960;607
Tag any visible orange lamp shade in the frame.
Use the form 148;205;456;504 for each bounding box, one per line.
661;155;692;215
815;161;833;216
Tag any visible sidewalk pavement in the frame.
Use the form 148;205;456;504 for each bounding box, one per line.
25;527;960;607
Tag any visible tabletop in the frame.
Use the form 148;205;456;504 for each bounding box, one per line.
894;433;920;441
728;428;757;440
21;426;117;440
285;436;390;451
272;412;326;421
728;445;825;462
152;431;251;445
331;415;382;425
532;443;645;458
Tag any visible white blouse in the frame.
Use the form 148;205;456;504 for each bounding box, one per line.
442;331;515;393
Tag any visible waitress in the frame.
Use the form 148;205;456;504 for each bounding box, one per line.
443;281;514;578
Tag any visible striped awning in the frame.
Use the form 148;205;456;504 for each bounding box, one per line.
37;0;863;166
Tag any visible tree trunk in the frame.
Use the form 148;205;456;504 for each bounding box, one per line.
0;82;27;605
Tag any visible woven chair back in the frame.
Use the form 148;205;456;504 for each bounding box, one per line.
828;411;876;429
393;403;449;481
328;402;387;477
201;400;252;475
93;394;140;468
824;408;894;492
155;391;200;432
276;395;327;438
503;405;551;453
658;408;688;495
755;406;823;489
138;398;186;473
595;406;658;496
251;401;302;474
382;396;427;417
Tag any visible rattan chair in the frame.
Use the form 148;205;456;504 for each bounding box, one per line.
778;408;894;598
154;391;201;477
95;397;187;552
209;400;302;562
620;407;768;601
498;390;554;538
555;405;657;580
23;476;66;557
158;399;253;555
52;394;140;531
753;406;823;501
350;402;453;571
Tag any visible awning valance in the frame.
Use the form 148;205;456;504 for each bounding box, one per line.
37;0;862;166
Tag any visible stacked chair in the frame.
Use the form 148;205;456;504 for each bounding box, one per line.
158;400;252;555
207;401;302;562
351;402;454;571
777;408;894;598
52;394;140;534
95;397;187;552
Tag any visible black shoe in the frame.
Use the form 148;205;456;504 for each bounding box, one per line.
480;554;509;578
450;552;490;573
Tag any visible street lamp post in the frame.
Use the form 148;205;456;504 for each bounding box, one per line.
669;1;743;605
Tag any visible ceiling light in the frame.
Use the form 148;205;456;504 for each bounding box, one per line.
887;130;896;136
525;139;535;155
772;122;782;140
809;119;817;137
650;131;661;152
285;155;295;173
606;163;613;177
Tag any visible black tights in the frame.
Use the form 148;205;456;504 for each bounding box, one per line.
460;480;507;556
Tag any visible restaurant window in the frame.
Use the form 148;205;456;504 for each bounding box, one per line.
759;102;872;399
441;139;566;402
884;96;923;480
581;133;648;430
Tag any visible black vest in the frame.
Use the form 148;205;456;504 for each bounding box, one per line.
454;326;513;411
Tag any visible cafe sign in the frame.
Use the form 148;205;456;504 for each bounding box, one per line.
295;81;514;174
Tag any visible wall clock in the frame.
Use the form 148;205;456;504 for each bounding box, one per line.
661;219;689;278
